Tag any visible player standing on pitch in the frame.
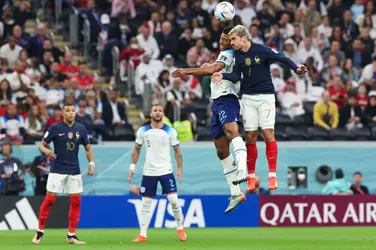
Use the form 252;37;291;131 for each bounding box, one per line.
171;26;247;214
32;104;95;245
212;25;307;192
128;104;187;242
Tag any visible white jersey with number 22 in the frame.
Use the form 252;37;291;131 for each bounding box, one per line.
135;124;180;176
210;49;238;100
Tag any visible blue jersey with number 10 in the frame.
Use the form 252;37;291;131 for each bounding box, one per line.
43;121;89;175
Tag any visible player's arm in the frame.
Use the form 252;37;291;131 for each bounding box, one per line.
218;55;241;82
81;128;95;176
265;46;307;74
39;128;57;159
171;129;183;183
128;128;143;183
172;62;225;78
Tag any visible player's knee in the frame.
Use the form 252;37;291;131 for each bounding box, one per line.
245;131;258;144
223;123;239;139
262;129;275;142
167;193;180;208
141;197;153;209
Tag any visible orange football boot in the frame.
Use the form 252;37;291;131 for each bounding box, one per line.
177;229;187;241
132;235;148;242
268;177;278;190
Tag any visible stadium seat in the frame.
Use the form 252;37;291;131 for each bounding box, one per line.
196;127;212;141
113;126;136;141
328;128;351;141
307;126;329;141
350;127;371;141
285;126;307;141
274;126;286;141
292;115;307;131
275;114;293;132
303;101;315;114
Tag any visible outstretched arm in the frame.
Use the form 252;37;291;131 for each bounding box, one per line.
172;62;225;78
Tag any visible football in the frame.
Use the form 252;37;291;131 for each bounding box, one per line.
214;2;235;23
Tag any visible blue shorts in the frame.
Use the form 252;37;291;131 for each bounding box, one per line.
140;173;177;197
210;95;241;139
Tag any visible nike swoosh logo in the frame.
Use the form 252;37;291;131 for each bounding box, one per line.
59;133;65;136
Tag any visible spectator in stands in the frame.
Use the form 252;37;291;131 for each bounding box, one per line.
39;50;53;83
283;39;299;66
317;16;332;39
339;95;363;130
28;23;47;58
342;10;360;43
302;0;321;35
363;93;376;127
278;79;305;119
75;99;94;137
46;106;62;129
155;21;178;59
13;1;34;28
18;50;30;67
328;0;346;26
265;23;284;52
298;37;323;72
40;39;64;63
322;41;346;68
178;28;194;60
81;0;102;43
24;104;43;143
350;171;369;195
162;54;177;76
60;52;78;78
134;53;162;95
48;62;68;88
319;55;343;87
119;36;145;70
85;90;104;125
75;61;94;89
351;0;364;21
358;55;376;85
153;70;172;107
347;38;369;69
256;1;274;34
313;90;339;130
45;81;64;108
279;13;294;39
0;142;25;195
250;24;264;44
355;1;376;29
0;104;25;141
102;88;130;131
356;84;369;109
360;28;374;58
2;5;15;39
271;64;285;93
322;168;352;195
136;22;160;59
108;13;133;44
0;36;22;69
202;0;218;13
12;25;30;49
201;27;216;50
328;76;347;108
111;0;136;18
147;12;162;37
341;58;360;84
191;0;211;28
186;38;211;67
0;79;12;107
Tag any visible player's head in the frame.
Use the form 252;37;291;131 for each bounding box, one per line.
62;103;76;123
150;104;164;123
219;26;233;51
228;25;251;51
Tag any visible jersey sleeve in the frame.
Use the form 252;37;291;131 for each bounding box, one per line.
135;128;143;146
216;49;233;67
81;126;90;146
170;128;180;147
264;46;298;72
43;125;56;144
222;51;241;82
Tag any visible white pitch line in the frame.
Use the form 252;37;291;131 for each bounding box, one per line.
95;148;133;179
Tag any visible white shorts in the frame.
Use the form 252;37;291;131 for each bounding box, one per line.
46;173;83;194
241;94;276;131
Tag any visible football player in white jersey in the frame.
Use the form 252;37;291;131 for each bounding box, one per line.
128;104;187;242
172;26;247;214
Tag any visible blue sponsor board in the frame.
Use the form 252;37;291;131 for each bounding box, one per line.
80;195;259;228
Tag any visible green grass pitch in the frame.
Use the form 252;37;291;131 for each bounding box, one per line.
1;228;376;250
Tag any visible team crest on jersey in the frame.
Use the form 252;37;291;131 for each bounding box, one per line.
68;132;73;139
255;56;261;64
245;58;251;66
76;132;80;140
140;187;145;193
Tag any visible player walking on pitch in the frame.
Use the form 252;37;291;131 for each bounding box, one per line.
172;26;247;214
212;25;307;192
128;104;187;242
32;104;95;245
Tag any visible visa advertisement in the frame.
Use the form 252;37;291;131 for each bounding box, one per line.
1;195;376;230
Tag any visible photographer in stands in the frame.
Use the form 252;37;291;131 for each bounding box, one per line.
30;153;51;196
0;142;25;195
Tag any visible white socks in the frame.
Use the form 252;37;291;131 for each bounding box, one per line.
231;136;247;177
222;154;242;196
167;193;183;230
140;197;153;238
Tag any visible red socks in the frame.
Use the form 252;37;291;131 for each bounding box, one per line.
246;144;258;175
266;141;278;174
38;194;56;231
68;195;81;235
